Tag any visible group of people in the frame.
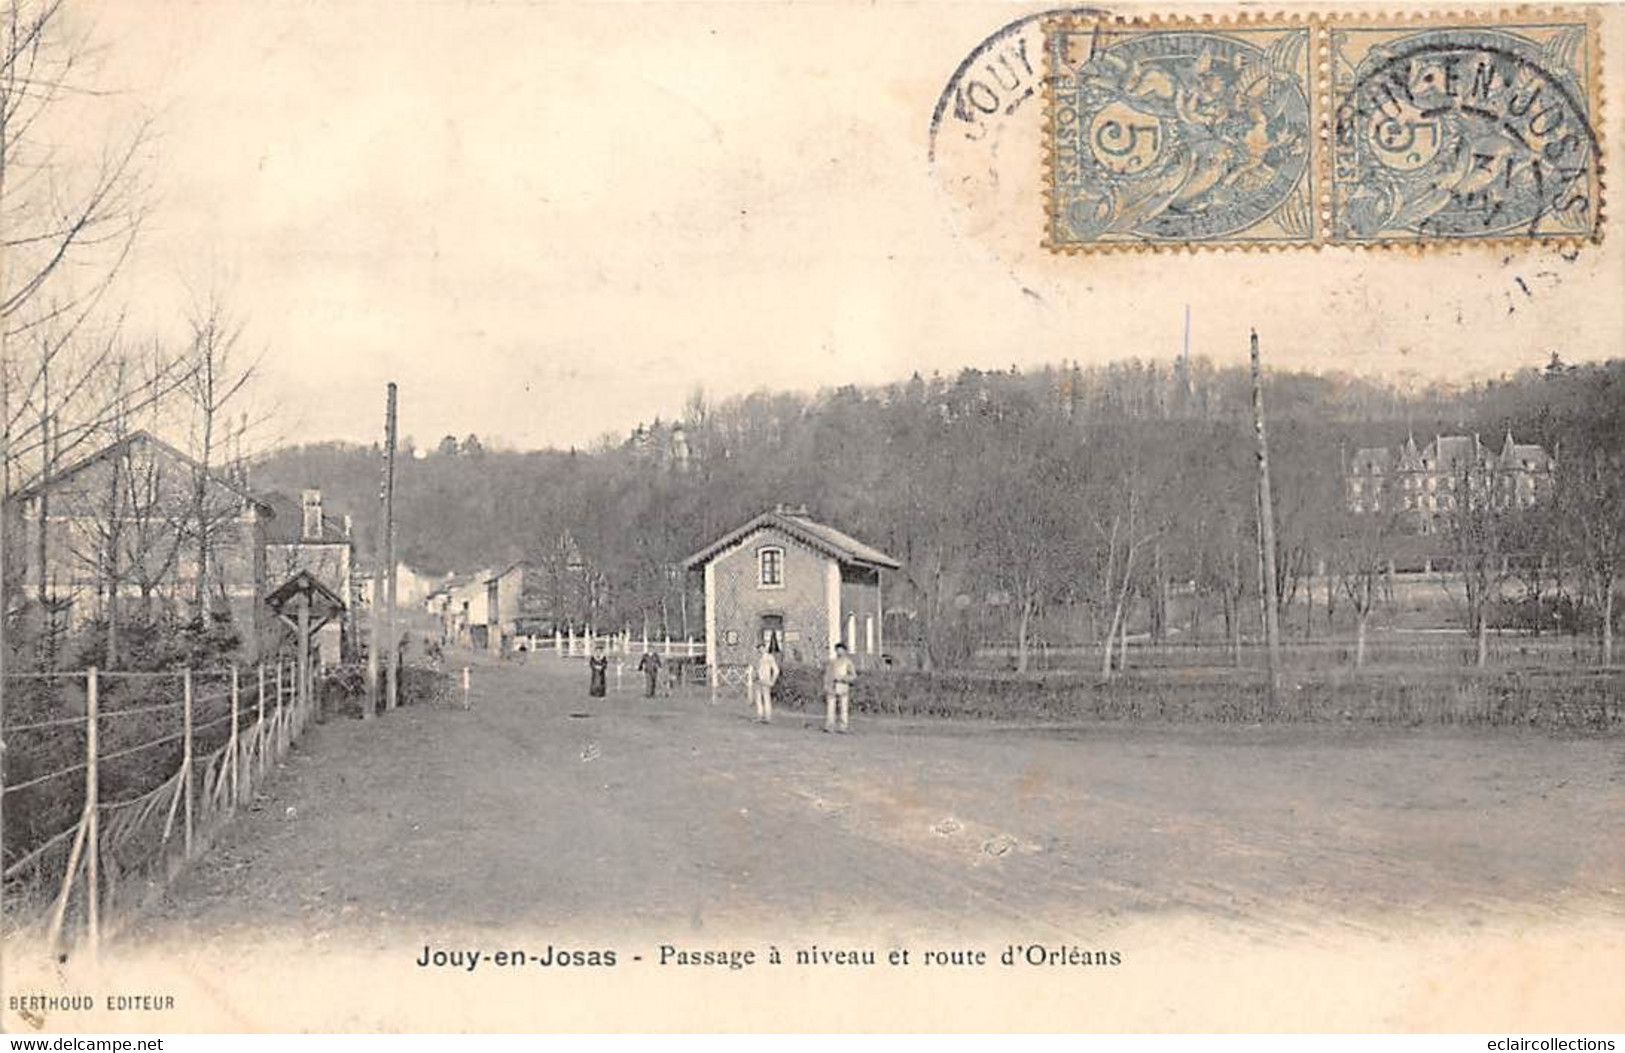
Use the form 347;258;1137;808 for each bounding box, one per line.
751;641;857;733
586;640;859;733
585;648;676;697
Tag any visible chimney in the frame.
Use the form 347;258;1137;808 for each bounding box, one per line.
342;514;353;539
301;489;323;541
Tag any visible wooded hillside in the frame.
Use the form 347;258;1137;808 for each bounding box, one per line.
251;355;1625;668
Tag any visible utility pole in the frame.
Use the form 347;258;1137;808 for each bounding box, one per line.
1250;330;1282;706
382;382;399;711
367;383;395;721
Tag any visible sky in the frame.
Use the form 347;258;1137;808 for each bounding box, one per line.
70;0;1625;451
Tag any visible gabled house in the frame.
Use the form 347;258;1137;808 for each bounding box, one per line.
1344;431;1556;533
684;505;901;670
447;569;494;649
7;430;275;657
486;561;543;653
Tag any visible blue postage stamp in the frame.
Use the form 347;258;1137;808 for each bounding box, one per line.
1044;20;1315;251
1329;17;1601;244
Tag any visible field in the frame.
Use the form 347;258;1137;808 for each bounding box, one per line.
8;652;1607;1030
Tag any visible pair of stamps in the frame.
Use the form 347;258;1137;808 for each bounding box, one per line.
1043;11;1603;251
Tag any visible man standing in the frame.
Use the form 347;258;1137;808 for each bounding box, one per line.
637;648;663;699
823;642;856;733
752;643;780;723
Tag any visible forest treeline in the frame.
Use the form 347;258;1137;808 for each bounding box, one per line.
253;355;1625;669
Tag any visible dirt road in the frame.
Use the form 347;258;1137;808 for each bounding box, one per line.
86;653;1625;1029
129;654;1623;936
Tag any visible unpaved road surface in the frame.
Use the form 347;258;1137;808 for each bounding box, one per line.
79;654;1625;1029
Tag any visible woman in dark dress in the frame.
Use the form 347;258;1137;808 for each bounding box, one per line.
588;651;608;697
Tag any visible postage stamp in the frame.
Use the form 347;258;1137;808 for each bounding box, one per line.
1328;14;1602;244
1042;10;1605;252
1043;18;1317;251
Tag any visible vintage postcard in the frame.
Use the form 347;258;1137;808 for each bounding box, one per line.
0;0;1622;1036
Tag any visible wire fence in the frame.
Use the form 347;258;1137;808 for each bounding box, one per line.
1;660;319;958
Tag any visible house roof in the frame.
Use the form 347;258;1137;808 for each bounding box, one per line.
1360;432;1555;476
1348;447;1392;472
13;429;272;512
1507;443;1552;468
485;560;531;584
683;508;901;571
447;570;494;597
265;569;348;615
1427;434;1482;471
1499;431;1554;469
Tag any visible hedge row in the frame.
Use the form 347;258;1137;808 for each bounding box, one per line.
323;663;452;718
766;664;1623;730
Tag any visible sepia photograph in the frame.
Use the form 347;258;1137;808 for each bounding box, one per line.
0;0;1621;1035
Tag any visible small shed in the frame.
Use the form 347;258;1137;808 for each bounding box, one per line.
684;505;900;671
266;569;348;722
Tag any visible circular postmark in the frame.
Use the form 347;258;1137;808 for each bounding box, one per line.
927;6;1108;269
1332;28;1600;240
928;6;1109;168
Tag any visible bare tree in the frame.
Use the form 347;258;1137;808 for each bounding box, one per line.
1438;459;1512;668
965;431;1077;674
178;291;257;619
1332;479;1400;670
1082;439;1162;682
1;0;153;470
1565;447;1623;665
0;0;154;686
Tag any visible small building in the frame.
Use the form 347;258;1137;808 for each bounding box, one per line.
447;569;494;649
7;430;276;658
684;505;901;671
486;561;546;652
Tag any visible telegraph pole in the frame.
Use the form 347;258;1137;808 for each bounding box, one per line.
382;382;399;711
1250;330;1283;705
367;383;398;720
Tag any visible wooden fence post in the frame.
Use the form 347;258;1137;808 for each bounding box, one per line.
85;666;100;958
256;664;267;782
230;667;241;808
183;668;194;859
275;661;286;753
45;809;88;956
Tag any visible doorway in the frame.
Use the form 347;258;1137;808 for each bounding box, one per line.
758;613;785;654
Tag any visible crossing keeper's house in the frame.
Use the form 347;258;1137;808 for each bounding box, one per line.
684;505;901;673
